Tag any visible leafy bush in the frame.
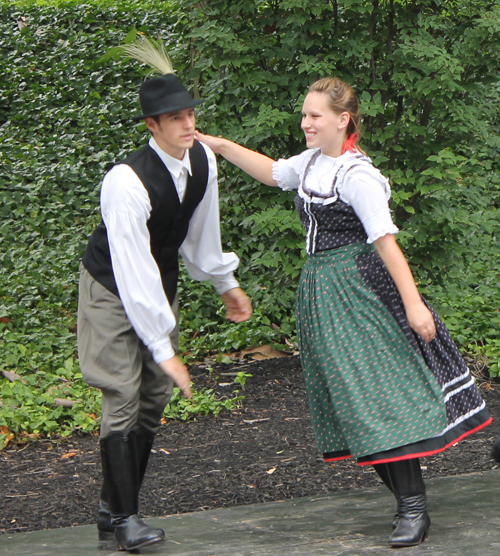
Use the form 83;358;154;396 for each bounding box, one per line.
164;387;244;421
1;0;499;444
0;1;246;443
174;0;500;365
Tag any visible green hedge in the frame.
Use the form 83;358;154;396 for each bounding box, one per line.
0;1;243;446
173;0;500;361
1;0;499;444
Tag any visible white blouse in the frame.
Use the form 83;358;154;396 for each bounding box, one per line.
272;149;399;244
100;138;240;364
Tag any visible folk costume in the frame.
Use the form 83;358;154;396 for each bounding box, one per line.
77;41;241;552
272;147;491;546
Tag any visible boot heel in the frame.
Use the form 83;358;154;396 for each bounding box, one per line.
385;459;430;548
98;530;115;541
388;501;430;547
113;514;165;551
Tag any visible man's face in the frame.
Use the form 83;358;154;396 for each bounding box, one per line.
146;108;196;159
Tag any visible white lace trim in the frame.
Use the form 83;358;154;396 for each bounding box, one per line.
362;210;400;244
442;377;476;404
441;369;470;391
439;400;486;435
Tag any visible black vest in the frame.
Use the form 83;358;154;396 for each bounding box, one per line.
82;140;209;304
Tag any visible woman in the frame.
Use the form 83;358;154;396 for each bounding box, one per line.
195;77;491;547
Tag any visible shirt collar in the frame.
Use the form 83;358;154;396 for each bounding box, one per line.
149;137;193;178
319;149;354;164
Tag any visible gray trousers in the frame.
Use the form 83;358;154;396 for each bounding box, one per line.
77;264;177;438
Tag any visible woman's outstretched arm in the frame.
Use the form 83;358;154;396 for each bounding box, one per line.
195;130;278;186
374;233;436;343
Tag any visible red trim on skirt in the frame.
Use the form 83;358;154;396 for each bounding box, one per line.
325;454;352;463
323;417;492;465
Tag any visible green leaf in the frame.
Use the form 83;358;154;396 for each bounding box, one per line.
123;28;138;45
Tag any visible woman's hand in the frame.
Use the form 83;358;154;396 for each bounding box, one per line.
374;234;436;343
405;301;436;343
194;130;225;154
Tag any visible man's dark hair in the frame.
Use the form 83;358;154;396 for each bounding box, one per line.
146;115;162;136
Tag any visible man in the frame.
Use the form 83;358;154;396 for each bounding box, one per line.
77;66;252;551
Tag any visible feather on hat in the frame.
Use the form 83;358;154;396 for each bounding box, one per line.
122;36;204;120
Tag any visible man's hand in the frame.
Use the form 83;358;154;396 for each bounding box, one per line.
158;356;192;399
221;287;252;323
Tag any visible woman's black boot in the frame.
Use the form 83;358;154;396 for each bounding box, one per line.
97;428;156;540
385;458;430;548
100;430;164;551
373;463;399;529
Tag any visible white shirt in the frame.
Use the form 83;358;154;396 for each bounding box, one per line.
272;149;399;244
100;138;240;364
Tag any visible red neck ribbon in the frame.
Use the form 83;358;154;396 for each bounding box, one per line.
341;132;359;155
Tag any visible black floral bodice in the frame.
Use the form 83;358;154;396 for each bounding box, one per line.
294;196;367;255
294;150;370;254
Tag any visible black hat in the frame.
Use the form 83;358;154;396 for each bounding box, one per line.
133;74;204;120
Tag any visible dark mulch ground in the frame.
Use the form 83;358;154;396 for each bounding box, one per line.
1;355;499;536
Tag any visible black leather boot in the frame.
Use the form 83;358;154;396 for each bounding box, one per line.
97;429;156;540
386;458;430;548
373;463;399;529
97;495;114;540
100;430;164;551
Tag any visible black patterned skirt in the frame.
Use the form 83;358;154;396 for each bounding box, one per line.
296;242;491;465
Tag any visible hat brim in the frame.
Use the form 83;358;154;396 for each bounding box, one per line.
132;98;205;121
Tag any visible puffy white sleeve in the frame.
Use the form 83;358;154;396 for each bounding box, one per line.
271;150;314;191
101;164;177;363
339;166;399;244
179;144;240;295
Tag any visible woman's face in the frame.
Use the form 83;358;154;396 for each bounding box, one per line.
301;92;349;157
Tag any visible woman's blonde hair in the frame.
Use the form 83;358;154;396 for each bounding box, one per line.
308;77;365;154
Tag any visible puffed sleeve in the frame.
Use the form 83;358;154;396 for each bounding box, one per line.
271;150;316;191
101;164;177;363
179;143;240;295
339;165;399;244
